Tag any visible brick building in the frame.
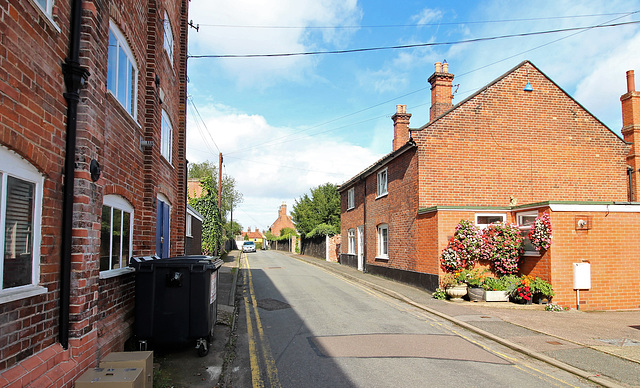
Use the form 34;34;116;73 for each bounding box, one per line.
339;60;640;310
269;202;296;236
0;0;188;386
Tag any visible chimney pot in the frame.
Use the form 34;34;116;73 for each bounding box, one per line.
435;62;442;73
443;61;449;73
627;70;636;93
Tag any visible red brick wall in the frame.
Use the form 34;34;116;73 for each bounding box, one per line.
414;62;629;209
0;0;189;385
270;205;296;236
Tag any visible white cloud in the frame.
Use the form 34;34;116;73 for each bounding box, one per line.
411;8;443;26
186;103;382;229
188;0;362;88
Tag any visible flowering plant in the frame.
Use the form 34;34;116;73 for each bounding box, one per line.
440;220;482;273
455;268;485;288
528;212;552;251
545;303;567;312
482;222;523;276
439;272;463;288
510;275;533;303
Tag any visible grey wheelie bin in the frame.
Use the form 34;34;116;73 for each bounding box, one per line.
130;255;223;356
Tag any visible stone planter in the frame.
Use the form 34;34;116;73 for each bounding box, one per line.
445;284;468;302
468;287;484;302
484;290;509;302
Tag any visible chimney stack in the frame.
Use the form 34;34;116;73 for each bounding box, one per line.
428;60;455;121
621;70;640;201
392;104;412;151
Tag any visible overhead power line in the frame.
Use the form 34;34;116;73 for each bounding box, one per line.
189;19;640;59
197;12;636;30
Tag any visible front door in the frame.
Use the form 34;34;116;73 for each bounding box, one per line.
156;199;170;258
357;226;364;271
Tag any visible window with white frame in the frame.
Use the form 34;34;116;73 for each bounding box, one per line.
348;229;355;254
186;213;193;237
377;224;388;258
517;211;539;255
100;195;133;272
163;11;174;66
161;110;173;163
33;0;54;17
475;213;506;229
107;22;138;117
377;168;388;197
0;147;43;291
347;188;355;210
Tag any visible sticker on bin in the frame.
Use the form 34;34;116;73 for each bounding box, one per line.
210;271;217;304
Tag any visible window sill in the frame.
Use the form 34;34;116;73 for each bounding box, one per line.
0;285;48;305
347;206;354;211
375;255;389;261
522;251;542;257
375;193;388;200
99;267;135;279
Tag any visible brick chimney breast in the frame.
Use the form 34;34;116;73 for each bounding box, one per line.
392;104;411;151
428;61;455;121
621;70;640;201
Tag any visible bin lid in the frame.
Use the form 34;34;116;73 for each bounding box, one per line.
129;255;223;271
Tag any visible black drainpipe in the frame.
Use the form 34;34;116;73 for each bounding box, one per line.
628;167;635;202
362;176;367;273
60;0;90;349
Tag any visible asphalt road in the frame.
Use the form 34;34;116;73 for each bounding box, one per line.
226;250;598;388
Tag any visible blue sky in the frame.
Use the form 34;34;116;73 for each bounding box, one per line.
185;0;640;232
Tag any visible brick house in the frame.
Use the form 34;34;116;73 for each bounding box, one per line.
0;0;188;386
339;60;640;311
270;202;296;236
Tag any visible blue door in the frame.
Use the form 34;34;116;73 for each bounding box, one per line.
156;199;170;257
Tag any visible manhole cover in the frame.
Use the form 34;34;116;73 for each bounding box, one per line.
256;298;291;311
598;338;640;347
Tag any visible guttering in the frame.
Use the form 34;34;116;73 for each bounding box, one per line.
60;0;90;349
418;201;640;215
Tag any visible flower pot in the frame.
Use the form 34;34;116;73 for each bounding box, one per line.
484;290;509;302
445;284;468;302
468;287;484;302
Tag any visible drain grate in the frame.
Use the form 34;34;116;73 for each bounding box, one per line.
255;298;291;311
598;338;640;347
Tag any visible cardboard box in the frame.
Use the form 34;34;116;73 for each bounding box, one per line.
100;351;153;388
75;367;143;388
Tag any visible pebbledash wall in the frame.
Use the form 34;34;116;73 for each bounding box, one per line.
0;0;188;386
340;60;640;310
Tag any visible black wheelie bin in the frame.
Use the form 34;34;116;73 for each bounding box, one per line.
130;255;223;356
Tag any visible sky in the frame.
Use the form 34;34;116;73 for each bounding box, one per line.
185;0;640;232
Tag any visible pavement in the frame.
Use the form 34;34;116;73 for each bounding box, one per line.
156;250;640;388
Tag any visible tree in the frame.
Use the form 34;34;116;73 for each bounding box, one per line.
291;183;340;236
188;161;243;222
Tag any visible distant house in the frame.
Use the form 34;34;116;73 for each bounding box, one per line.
270;202;297;236
0;0;188;385
242;228;265;245
185;205;205;255
339;60;640;311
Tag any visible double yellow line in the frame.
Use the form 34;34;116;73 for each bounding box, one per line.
242;253;281;388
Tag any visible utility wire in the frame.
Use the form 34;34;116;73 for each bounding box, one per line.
187;95;221;154
189;20;640;58
196;12;635;30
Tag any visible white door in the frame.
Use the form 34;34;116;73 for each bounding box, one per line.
357;226;364;271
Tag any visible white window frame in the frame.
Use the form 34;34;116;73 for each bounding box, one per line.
0;146;46;303
186;213;193;238
107;21;138;118
347;188;355;210
475;213;506;229
348;229;355;254
377;168;388;198
377;224;389;259
161;110;173;163
99;195;135;278
163;11;174;66
517;211;540;256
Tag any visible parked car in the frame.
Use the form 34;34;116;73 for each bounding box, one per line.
242;241;256;253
